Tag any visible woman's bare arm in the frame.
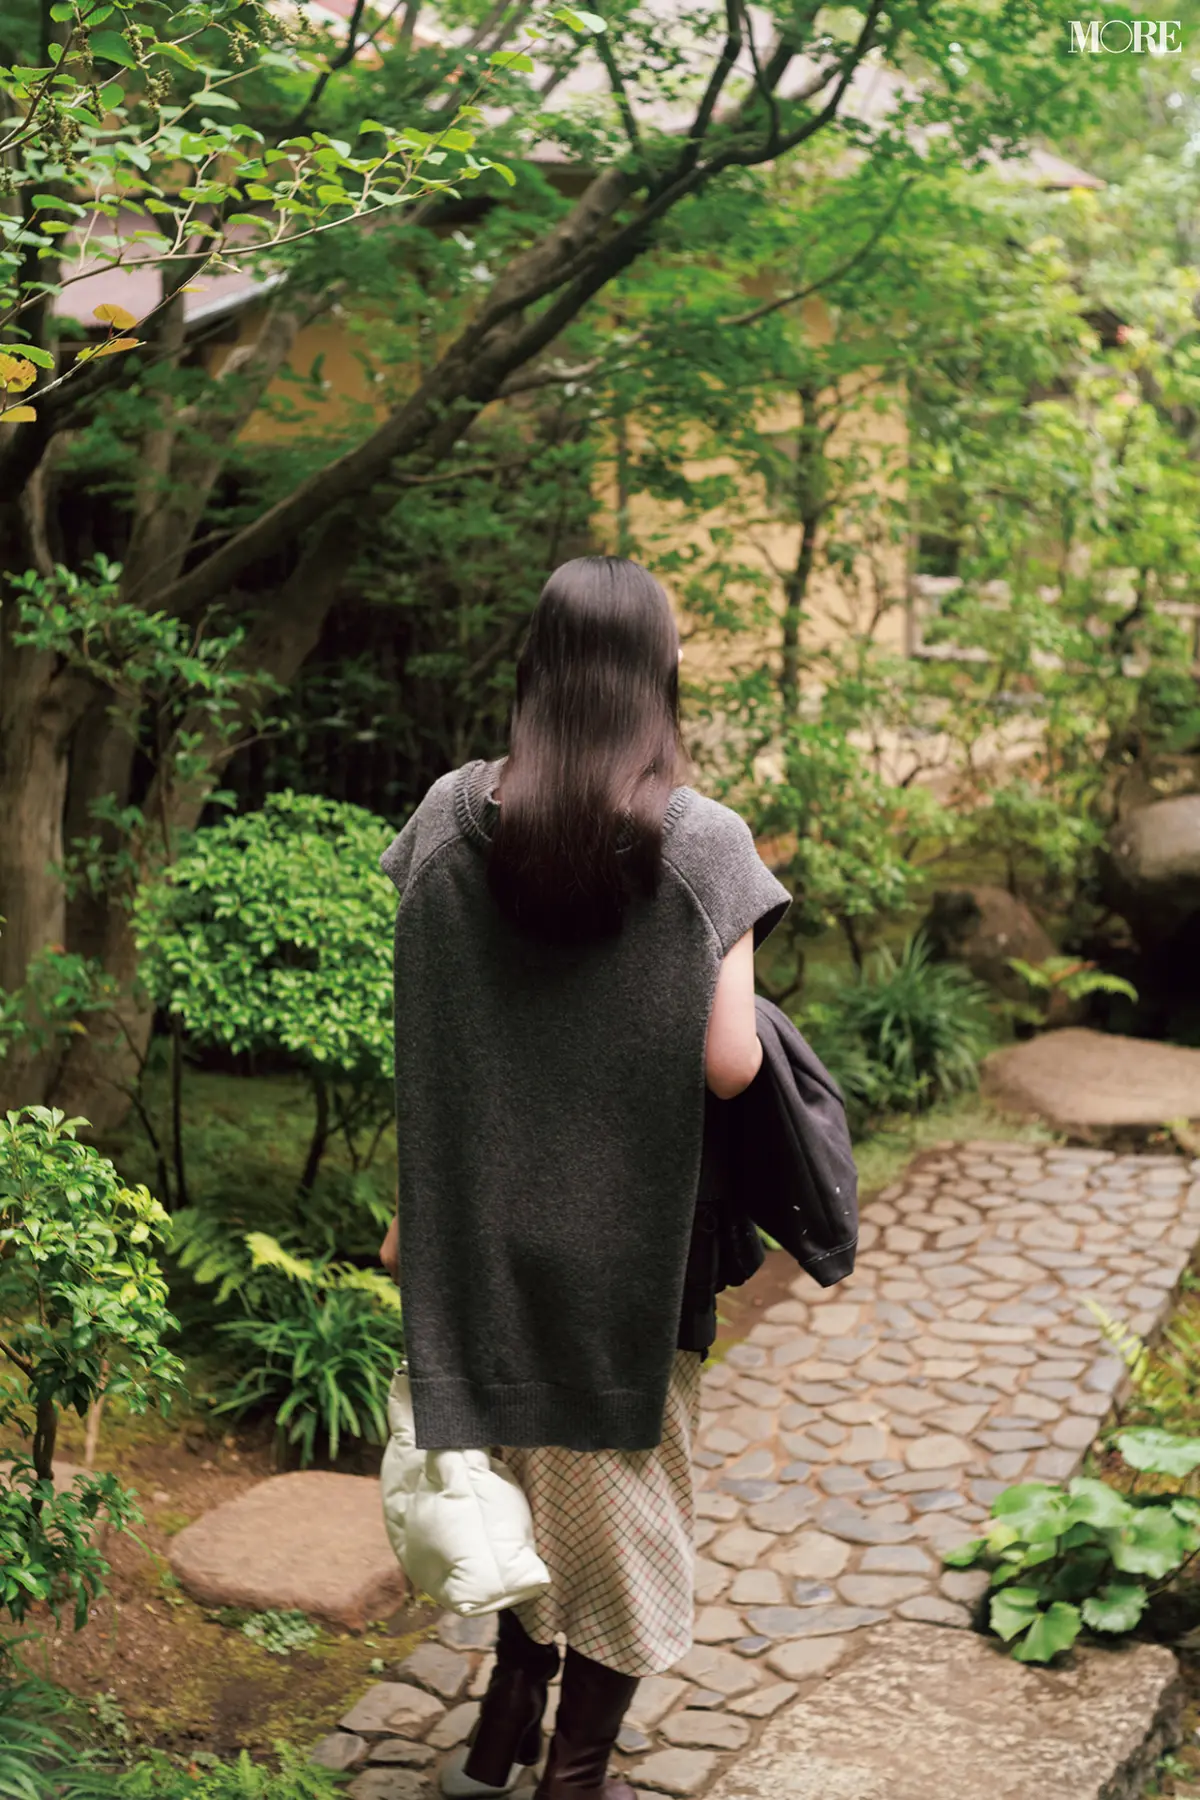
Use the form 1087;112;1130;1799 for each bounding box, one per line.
705;927;764;1099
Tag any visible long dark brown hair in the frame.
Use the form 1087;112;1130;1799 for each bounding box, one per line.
486;556;688;946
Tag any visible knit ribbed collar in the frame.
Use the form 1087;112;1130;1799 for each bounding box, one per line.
453;757;691;852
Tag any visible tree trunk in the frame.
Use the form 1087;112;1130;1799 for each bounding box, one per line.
32;1390;57;1487
49;524;354;1126
0;636;91;1109
780;383;826;717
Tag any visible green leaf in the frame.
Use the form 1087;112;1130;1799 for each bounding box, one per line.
1111;1505;1193;1579
150;41;199;68
1118;1430;1200;1479
0;343;53;368
1081;1583;1147;1634
990;1586;1042;1642
88;29;137;67
942;1539;985;1568
488;50;535;70
1064;1478;1130;1531
1012;1602;1081;1663
552;6;607;30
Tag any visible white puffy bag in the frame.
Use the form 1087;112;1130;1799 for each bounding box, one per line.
380;1366;552;1617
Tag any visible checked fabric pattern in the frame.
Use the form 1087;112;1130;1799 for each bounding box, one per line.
494;1350;703;1677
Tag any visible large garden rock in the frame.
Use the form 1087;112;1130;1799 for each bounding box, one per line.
1103;793;1200;946
703;1621;1181;1800
168;1470;405;1630
923;886;1058;1003
982;1027;1200;1129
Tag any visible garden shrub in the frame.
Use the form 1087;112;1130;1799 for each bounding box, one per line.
0;1107;183;1634
207;1234;403;1468
134;792;397;1203
802;932;994;1125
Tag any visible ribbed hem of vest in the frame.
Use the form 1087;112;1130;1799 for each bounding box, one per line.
453;757;692;855
408;1375;673;1453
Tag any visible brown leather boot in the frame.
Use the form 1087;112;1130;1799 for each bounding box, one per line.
442;1610;560;1796
532;1645;639;1800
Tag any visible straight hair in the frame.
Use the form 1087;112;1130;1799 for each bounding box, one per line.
486;555;688;946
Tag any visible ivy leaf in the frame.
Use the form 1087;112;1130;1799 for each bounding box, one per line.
1012;1601;1081;1663
88;29;138;67
1081;1583;1147;1634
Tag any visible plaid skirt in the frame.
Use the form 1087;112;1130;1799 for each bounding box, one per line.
493;1350;702;1677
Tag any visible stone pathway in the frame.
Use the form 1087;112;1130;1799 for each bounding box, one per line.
313;1142;1200;1800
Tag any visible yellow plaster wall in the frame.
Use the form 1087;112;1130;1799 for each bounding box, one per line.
210;293;910;676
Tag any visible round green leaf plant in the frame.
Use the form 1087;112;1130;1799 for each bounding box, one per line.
945;1436;1200;1663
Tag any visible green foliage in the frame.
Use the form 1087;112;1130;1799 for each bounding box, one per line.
802;934;994;1124
0;1668;119;1800
946;1433;1200;1663
0;1668;348;1800
1;0;598;414
135;792;397;1192
0;942;117;1068
0;1106;183;1632
208;1232;403;1467
238;1608;321;1656
112;1744;348;1800
1087;1299;1200;1436
1006;956;1138;1029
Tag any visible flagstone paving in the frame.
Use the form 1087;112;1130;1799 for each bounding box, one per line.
313;1142;1200;1799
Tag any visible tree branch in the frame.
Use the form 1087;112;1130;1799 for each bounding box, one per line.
287;0;370;136
722;177;915;327
0;1336;35;1380
673;0;744;183
596;32;645;165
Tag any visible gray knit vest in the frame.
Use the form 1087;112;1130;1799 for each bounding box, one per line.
380;757;791;1451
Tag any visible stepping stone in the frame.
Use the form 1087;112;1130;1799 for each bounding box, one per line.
348;1774;426;1800
701;1621;1181;1800
366;1742;436;1767
627;1676;689;1731
426;1701;480;1749
632;1747;719;1796
729;1681;799;1718
340;1684;445;1737
762;1637;849;1683
983;1028;1200;1130
310;1733;368;1772
771;1534;851;1580
167;1471;406;1631
661;1710;751;1751
397;1641;470;1700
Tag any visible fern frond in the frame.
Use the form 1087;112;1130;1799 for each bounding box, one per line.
331;1266;403;1312
1085;1298;1151;1386
244;1233;318;1287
